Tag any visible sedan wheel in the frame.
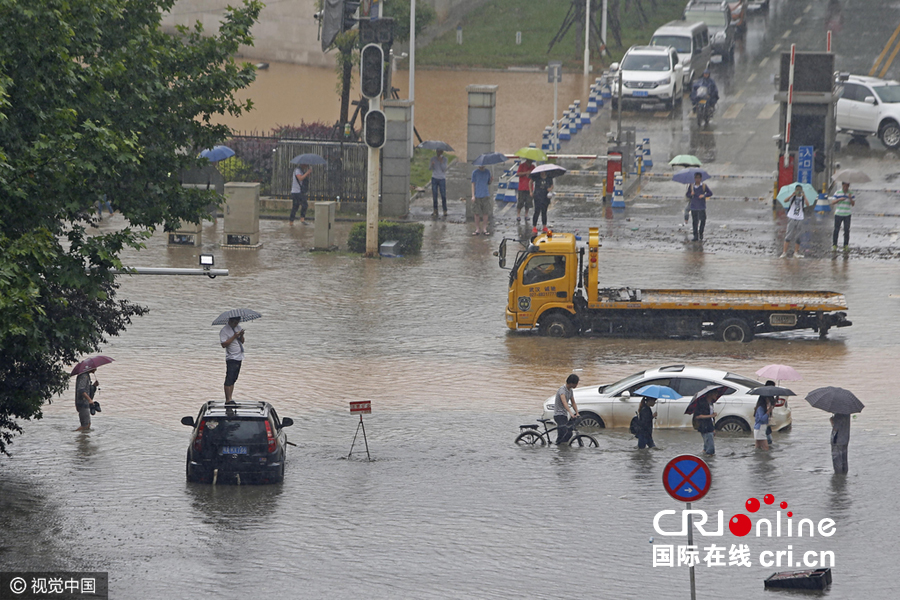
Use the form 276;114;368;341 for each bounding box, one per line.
717;416;750;434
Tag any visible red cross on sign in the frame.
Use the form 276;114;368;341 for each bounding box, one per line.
662;454;712;502
349;401;371;414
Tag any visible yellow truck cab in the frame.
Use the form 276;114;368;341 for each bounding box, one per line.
498;228;851;342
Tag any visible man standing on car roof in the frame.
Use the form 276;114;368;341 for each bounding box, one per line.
220;316;245;403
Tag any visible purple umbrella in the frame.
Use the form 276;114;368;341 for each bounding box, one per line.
672;167;710;184
70;355;114;377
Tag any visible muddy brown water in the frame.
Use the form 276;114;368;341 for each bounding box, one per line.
2;216;898;598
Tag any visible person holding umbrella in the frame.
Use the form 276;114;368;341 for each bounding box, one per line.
690;386;725;456
531;169;554;234
805;386;864;474
70;356;112;431
220;316;246;403
686;171;713;242
636;396;658;449
780;184;810;258
429;149;449;217
515;159;535;223
290;163;312;225
753;395;772;451
470;165;493;235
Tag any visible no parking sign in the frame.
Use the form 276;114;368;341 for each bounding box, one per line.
662;454;712;502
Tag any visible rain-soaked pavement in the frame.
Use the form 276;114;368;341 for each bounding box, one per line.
3;1;900;598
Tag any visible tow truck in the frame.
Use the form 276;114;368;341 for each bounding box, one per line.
497;228;851;342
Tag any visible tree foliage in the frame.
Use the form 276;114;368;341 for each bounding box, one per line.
0;0;262;454
383;0;436;44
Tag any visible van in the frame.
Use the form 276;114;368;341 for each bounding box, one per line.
650;21;711;87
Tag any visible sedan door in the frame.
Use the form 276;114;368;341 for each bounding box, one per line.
614;377;672;428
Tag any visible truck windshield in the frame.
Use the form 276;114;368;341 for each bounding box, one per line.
510;251;528;287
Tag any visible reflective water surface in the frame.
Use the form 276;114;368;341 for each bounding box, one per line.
2;218;898;598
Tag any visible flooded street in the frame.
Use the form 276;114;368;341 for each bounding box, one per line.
2;217;899;598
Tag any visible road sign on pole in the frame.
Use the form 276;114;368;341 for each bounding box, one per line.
662;454;711;600
797;145;814;185
348;401;372;460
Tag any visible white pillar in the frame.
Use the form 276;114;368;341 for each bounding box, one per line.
583;0;590;77
366;95;381;257
409;0;416;156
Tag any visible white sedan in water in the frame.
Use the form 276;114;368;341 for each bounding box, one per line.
540;365;792;434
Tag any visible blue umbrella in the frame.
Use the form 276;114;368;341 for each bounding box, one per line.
775;182;818;208
199;146;235;162
672;167;710;184
635;385;681;400
290;153;327;166
472;152;508;166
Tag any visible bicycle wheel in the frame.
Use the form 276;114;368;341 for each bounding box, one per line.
515;430;547;446
568;434;599;448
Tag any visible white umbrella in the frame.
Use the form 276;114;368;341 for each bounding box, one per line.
831;169;871;184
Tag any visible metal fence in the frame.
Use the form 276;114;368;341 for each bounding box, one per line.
223;134;368;201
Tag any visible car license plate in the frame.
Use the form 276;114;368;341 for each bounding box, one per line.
220;446;248;455
633;91;649;97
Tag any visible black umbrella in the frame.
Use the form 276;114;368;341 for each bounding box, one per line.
472;152;508;166
684;385;729;415
805;387;864;414
748;386;796;397
290;154;327;166
417;140;454;152
212;308;262;326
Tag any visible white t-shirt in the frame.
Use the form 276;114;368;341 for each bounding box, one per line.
291;167;308;194
220;324;244;361
786;194;806;221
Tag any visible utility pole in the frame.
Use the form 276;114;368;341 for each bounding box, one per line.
583;0;590;77
409;0;416;157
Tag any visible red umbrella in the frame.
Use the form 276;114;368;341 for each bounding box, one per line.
70;355;114;377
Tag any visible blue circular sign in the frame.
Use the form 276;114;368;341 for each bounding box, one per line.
662;454;712;502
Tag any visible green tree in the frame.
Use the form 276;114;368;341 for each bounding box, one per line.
384;0;436;44
0;0;262;454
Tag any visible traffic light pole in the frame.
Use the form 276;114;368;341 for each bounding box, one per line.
365;93;381;258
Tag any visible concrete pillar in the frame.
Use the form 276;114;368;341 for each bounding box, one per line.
466;84;497;161
223;182;261;247
382;99;414;217
313;201;336;249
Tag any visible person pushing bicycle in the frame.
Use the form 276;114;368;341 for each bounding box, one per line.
554;374;581;445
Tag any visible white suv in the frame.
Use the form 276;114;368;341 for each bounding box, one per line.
610;45;683;110
836;75;900;149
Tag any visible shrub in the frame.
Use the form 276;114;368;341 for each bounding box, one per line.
347;221;424;254
272;121;336;141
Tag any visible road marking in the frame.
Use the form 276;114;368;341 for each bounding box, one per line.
871;23;900;76
782;29;792;39
653;111;670;118
722;103;745;119
772;43;781;52
804;5;811;13
881;36;900;78
757;104;780;120
748;73;757;83
732;90;743;100
759;57;769;67
794;17;803;25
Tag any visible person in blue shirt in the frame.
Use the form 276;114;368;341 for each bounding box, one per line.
753;396;771;451
470;165;493;235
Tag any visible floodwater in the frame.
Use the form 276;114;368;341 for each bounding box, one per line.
216;61;591;160
2;217;899;598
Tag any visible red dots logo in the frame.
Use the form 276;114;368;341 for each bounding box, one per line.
730;493;793;536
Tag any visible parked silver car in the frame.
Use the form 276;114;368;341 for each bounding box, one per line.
540;365;792;434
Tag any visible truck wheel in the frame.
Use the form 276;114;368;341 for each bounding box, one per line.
717;318;753;342
716;416;750;434
539;313;576;337
880;120;900;149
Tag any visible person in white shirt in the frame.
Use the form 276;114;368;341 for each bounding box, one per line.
780;185;809;258
220;317;245;403
830;182;855;251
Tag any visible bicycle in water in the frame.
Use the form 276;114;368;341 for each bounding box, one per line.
514;416;599;447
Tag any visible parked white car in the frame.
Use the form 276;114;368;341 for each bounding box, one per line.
540;365;792;434
836;75;900;149
610;45;683;110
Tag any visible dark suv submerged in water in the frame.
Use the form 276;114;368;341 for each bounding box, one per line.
182;401;293;484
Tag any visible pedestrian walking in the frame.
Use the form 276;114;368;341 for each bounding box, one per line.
553;374;580;445
830;182;855;252
74;368;99;431
429;149;449;216
685;172;712;242
531;170;553;234
289;164;312;225
470;165;493;235
780;185;809;258
220;316;245;403
694;389;722;455
762;379;776;445
97;193;114;220
636;396;657;449
830;413;851;474
753;396;771;451
515;159;535;223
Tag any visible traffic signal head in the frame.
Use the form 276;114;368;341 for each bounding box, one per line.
343;1;360;32
360;43;384;99
364;110;386;149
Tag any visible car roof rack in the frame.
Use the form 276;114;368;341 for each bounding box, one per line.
205;400;267;410
658;364;686;372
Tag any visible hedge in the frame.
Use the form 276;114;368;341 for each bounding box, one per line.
347;221;424;255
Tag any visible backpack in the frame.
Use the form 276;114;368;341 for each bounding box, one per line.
630;412;640;437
